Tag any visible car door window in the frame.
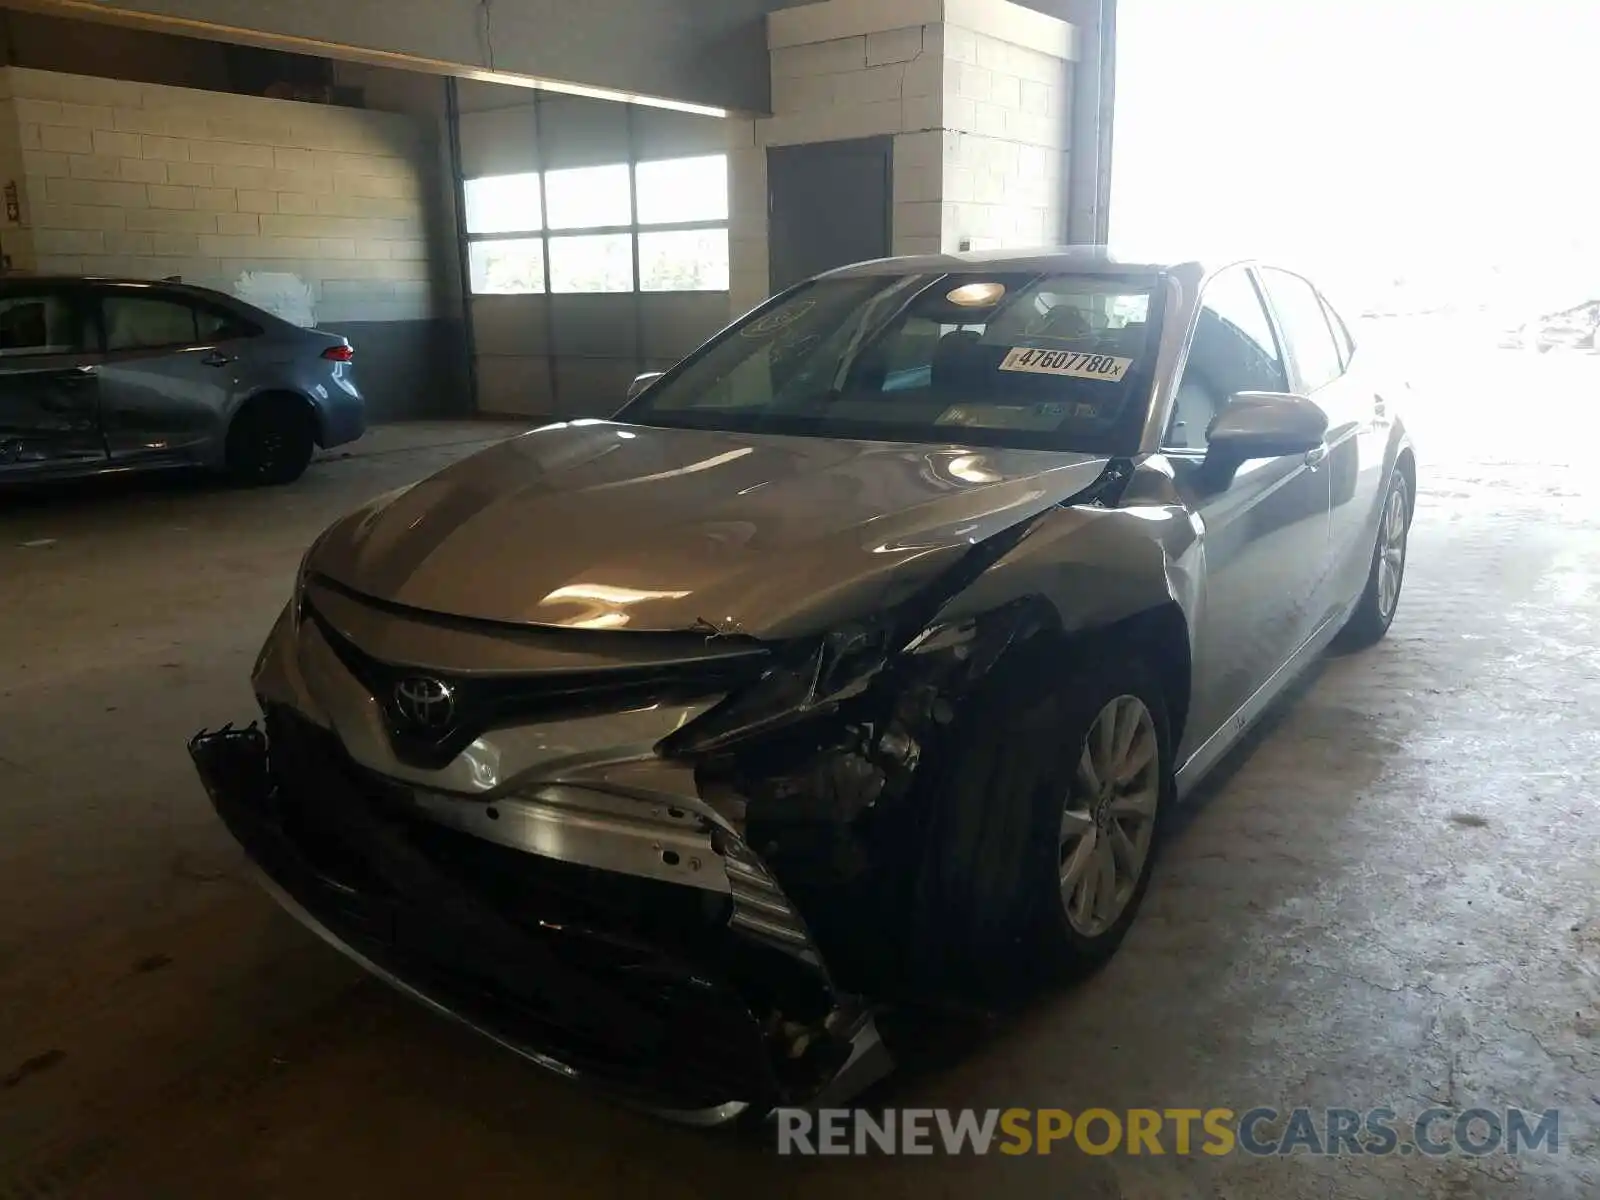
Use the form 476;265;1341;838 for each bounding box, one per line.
1165;268;1286;450
103;295;199;352
0;292;88;357
195;305;259;343
1261;268;1344;392
1320;293;1355;368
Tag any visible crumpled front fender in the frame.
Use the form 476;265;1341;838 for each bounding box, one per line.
930;486;1203;648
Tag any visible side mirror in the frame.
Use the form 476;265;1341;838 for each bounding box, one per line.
627;371;664;402
1201;391;1328;487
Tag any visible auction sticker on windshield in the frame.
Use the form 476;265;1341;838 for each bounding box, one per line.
1000;347;1132;382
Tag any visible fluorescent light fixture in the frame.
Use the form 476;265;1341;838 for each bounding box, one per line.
460;69;729;117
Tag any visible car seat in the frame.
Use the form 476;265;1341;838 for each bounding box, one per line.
1033;305;1093;342
930;328;987;393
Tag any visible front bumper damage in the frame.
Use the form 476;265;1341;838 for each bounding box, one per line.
189;449;1158;1120
188;697;892;1123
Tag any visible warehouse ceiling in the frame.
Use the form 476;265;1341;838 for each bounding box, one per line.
10;0;1108;114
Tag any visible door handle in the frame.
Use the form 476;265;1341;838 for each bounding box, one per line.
202;351;236;368
1303;444;1328;468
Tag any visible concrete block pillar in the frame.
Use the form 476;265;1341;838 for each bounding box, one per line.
726;0;1078;318
936;0;1077;254
725;115;770;321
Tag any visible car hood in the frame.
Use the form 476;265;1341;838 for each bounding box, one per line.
309;420;1112;639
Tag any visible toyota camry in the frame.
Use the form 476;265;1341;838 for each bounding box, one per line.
189;248;1415;1123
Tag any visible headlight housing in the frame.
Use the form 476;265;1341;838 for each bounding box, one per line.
293;543;316;600
288;534;325;626
657;502;1057;760
659;620;894;757
293;482;414;613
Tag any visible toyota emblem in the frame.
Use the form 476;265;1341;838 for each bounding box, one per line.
393;676;456;730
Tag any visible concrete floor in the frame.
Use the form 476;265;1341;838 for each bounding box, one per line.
1;349;1597;1198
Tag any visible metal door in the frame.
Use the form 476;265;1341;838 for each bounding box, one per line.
767;137;893;294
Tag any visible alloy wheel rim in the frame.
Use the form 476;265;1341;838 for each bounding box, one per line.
256;428;288;473
1377;485;1407;620
1059;694;1160;937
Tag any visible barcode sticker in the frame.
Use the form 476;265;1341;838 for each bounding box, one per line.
999;346;1132;382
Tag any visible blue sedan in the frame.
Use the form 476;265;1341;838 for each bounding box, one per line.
0;275;366;486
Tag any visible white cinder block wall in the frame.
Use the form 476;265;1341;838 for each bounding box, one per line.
0;67;439;327
732;0;1078;311
939;13;1073;254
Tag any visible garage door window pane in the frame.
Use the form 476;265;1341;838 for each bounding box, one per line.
469;239;546;295
104;297;199;350
544;164;631;230
635;155;728;225
464;173;543;234
548;234;633;293
0;294;83;356
639;229;730;292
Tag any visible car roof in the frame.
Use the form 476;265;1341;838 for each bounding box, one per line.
0;273;282;318
823;245;1216;279
0;274;225;294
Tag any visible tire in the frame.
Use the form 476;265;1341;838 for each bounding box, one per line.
1336;469;1411;650
912;646;1174;991
225;396;316;486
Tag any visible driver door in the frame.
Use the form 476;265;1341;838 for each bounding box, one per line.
1164;266;1332;758
0;285;105;476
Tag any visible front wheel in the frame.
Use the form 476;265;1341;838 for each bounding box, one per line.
915;649;1174;989
1337;469;1410;649
1056;693;1164;945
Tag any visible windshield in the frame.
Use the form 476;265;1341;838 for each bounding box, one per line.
618;271;1163;453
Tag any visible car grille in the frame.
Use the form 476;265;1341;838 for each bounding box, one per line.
301;595;768;769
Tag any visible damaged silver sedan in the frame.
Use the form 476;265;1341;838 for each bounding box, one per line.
189;249;1415;1122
